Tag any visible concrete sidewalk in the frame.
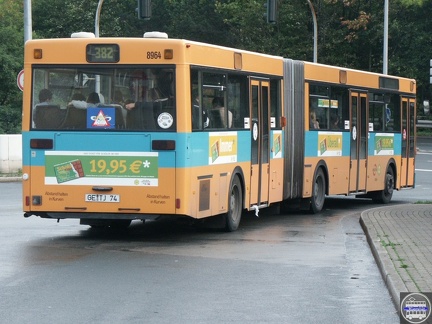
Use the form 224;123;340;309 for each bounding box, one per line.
360;204;432;310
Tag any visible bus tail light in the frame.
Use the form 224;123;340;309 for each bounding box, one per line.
32;196;42;206
30;139;53;149
152;140;175;150
25;196;42;206
176;199;181;209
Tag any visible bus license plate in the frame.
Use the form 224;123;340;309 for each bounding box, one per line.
85;194;120;203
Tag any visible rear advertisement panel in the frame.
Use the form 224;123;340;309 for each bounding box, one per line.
45;151;159;186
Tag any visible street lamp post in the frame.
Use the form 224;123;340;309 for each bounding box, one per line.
307;0;317;63
94;0;104;94
95;0;105;38
24;0;32;43
383;0;389;74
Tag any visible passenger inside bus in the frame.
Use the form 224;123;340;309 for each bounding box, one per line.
330;112;340;130
192;90;210;129
112;90;128;125
211;97;232;128
33;89;67;129
123;81;159;130
310;110;320;129
69;92;101;109
38;88;53;105
153;69;174;104
70;92;86;102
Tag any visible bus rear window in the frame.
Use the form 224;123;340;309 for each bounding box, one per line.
31;66;175;131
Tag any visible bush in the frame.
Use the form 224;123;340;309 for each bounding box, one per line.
0;105;22;134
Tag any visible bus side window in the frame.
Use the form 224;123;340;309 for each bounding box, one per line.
191;69;209;131
228;74;248;129
270;79;281;128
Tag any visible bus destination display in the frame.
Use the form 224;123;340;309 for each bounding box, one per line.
86;44;120;63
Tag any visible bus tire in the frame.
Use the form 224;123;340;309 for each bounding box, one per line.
372;166;394;204
310;168;326;214
225;176;243;232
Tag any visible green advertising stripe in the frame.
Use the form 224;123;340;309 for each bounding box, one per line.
375;136;394;150
45;155;158;178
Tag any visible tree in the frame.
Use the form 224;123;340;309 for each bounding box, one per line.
388;0;432;110
0;0;24;133
25;0;432;115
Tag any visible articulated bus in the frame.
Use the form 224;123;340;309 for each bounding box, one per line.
22;32;416;231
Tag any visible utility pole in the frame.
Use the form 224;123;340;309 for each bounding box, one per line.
307;0;317;63
383;0;389;74
24;0;32;43
95;0;105;37
95;0;104;94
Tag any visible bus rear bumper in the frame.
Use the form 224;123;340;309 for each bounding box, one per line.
23;211;163;221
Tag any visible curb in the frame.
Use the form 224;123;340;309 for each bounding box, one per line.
360;209;408;312
0;177;21;182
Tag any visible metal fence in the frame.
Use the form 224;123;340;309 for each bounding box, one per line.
417;120;432;129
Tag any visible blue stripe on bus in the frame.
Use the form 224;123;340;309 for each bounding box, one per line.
23;130;255;168
24;130;402;169
367;133;402;155
304;131;350;157
305;131;402;158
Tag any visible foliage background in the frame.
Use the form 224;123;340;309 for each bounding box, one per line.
1;0;431;133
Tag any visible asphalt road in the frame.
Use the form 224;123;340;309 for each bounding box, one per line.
1;138;430;323
0;183;397;324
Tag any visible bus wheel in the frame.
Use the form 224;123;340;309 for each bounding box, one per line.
372;167;394;204
225;176;243;232
310;168;325;214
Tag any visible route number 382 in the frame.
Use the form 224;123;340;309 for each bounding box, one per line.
147;51;162;59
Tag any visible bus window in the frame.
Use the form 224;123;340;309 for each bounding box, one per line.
387;94;401;132
228;74;249;129
310;84;329;97
270;79;281;128
330;87;348;130
192;69;249;130
202;72;229;129
310;96;329;129
370;93;401;132
369;93;385;132
309;84;330;130
31;66;176;131
309;84;349;131
191;69;210;130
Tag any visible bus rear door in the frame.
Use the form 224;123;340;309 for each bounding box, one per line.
250;79;270;208
349;91;368;193
400;97;416;187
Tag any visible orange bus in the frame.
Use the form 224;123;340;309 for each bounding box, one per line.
22;32;416;230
